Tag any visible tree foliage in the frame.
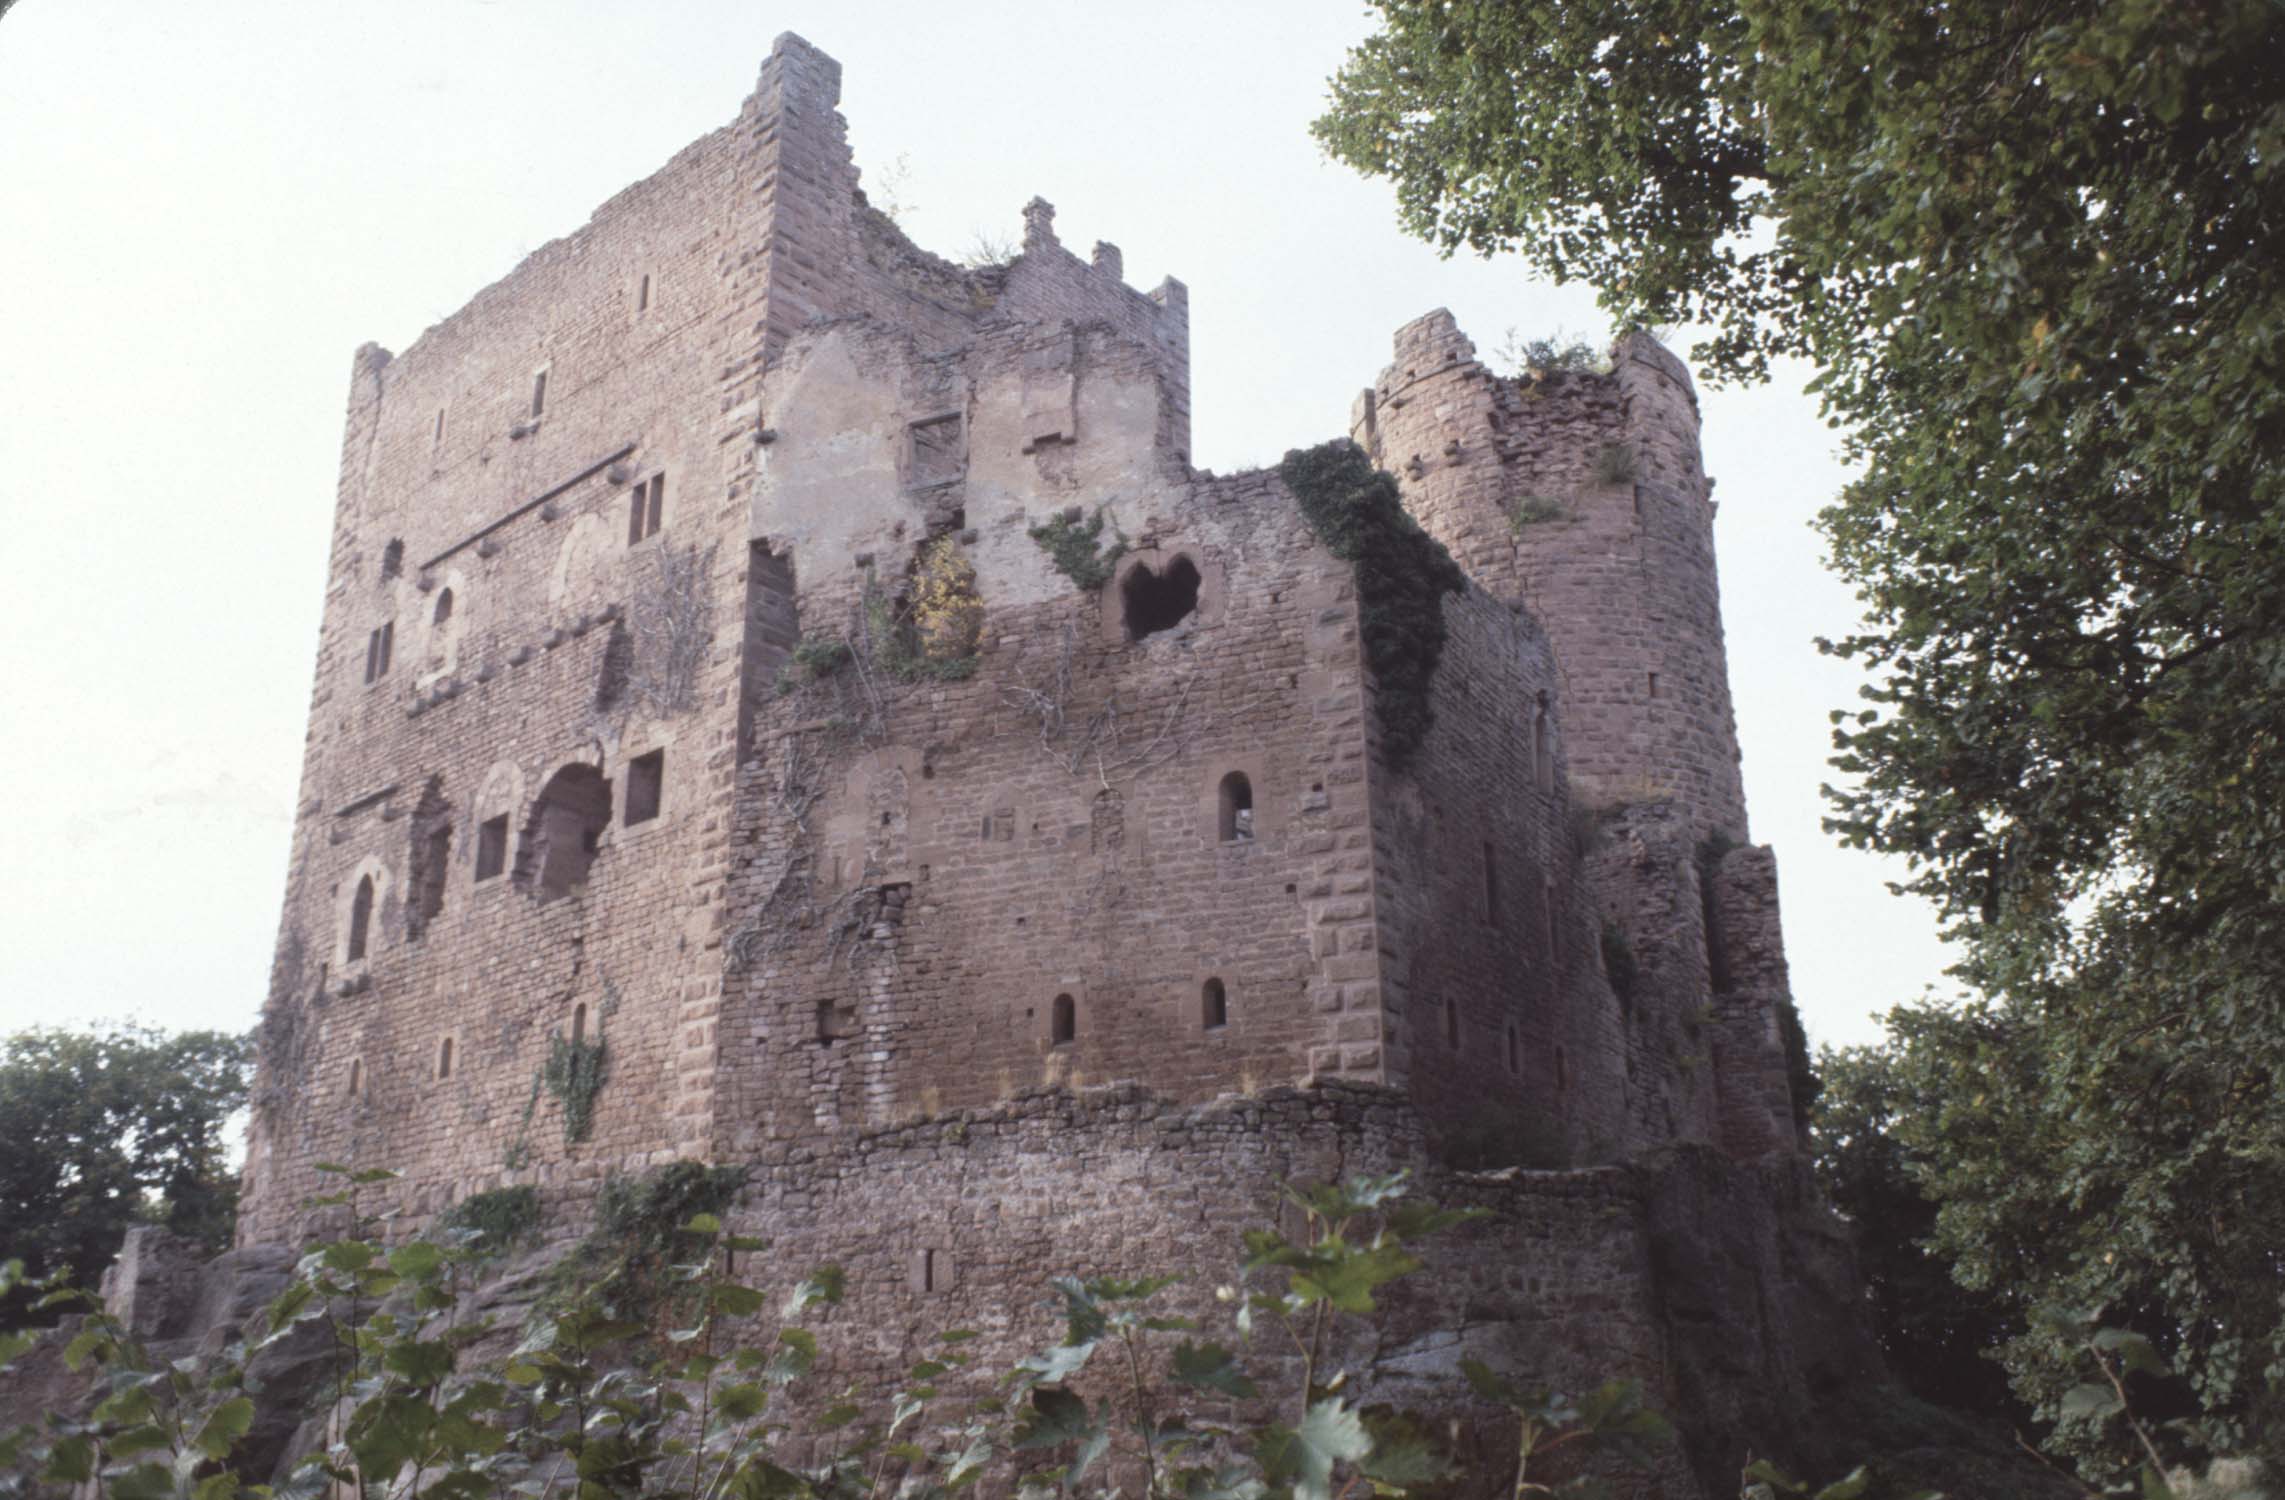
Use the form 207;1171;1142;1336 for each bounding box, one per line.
1319;0;2285;1476
0;1026;250;1320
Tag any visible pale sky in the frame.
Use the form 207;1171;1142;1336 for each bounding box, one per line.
0;0;1958;1052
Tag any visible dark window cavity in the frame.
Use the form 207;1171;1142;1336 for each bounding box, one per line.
365;622;394;684
529;370;547;419
1121;554;1202;640
1201;978;1228;1031
1050;993;1076;1046
1533;693;1554;793
1217;771;1253;843
347;875;374;962
637;273;652;312
380;539;403;583
437;1036;455;1081
624;749;664;826
571;1002;588;1045
348;1058;363;1097
475;815;509;882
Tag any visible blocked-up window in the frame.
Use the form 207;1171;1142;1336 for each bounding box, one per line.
475;815;509;882
347;875;374;962
628;473;665;544
364;622;394;684
624;749;664;825
909;414;962;487
1217;772;1253;843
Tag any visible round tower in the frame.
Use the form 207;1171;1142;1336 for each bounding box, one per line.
1353;311;1747;840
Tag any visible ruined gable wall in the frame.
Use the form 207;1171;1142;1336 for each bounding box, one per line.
244;77;773;1244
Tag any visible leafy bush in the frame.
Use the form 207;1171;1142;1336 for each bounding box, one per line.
542;1031;608;1144
1508;494;1571;530
776;637;853;694
0;1167;1691;1500
436;1184;542;1255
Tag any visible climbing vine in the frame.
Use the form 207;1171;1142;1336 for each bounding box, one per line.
542;1030;608;1145
1277;440;1466;770
1028;505;1128;591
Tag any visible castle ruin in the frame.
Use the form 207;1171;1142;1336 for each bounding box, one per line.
239;36;1872;1493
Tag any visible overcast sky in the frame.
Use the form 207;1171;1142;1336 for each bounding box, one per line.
0;0;1960;1052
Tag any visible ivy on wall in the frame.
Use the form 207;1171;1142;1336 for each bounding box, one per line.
1277;440;1466;770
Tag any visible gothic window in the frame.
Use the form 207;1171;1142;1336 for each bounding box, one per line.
347;875;374;962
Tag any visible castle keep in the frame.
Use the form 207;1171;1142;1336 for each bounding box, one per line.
241;36;1863;1493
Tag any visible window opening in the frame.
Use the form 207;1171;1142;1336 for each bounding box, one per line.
347;875;374;962
1506;1025;1520;1075
571;1003;588;1045
816;997;854;1043
348;1058;363;1097
1444;996;1459;1049
1555;1045;1570;1093
434;408;446;446
1532;693;1553;792
530;370;547;419
365;622;394;684
434;589;454;627
1050;993;1076;1046
522;764;612;901
380;540;403;583
1647;671;1660;699
1121;554;1202;640
475;815;509;881
1201;978;1228;1031
1217;772;1253;843
921;1248;940;1293
1483;842;1501;926
628;473;665;544
437;1036;454;1081
414;822;450;929
624;749;664;825
908;414;963;487
637;273;651;312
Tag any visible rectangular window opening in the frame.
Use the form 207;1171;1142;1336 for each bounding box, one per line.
625;749;664;825
530;369;548;419
628;474;665;545
637;273;652;312
364;622;394;684
475;815;509;882
433;408;446;447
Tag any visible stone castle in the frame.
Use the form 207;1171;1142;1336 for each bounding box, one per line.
239;35;1871;1493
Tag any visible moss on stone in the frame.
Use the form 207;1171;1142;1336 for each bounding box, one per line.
1277;440;1466;770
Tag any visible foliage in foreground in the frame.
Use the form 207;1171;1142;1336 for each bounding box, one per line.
0;1026;251;1325
0;1168;1687;1500
1317;0;2285;1479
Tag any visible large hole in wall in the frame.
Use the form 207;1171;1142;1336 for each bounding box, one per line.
1121;555;1201;640
519;765;612;903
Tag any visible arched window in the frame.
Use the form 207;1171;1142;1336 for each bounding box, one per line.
524;764;613;901
1217;772;1253;843
437;1036;455;1081
570;1002;588;1045
1050;993;1076;1047
1201;978;1228;1030
347;875;375;962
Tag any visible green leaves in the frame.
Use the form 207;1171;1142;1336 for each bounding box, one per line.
1172;1340;1258;1398
1256;1398;1372;1500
